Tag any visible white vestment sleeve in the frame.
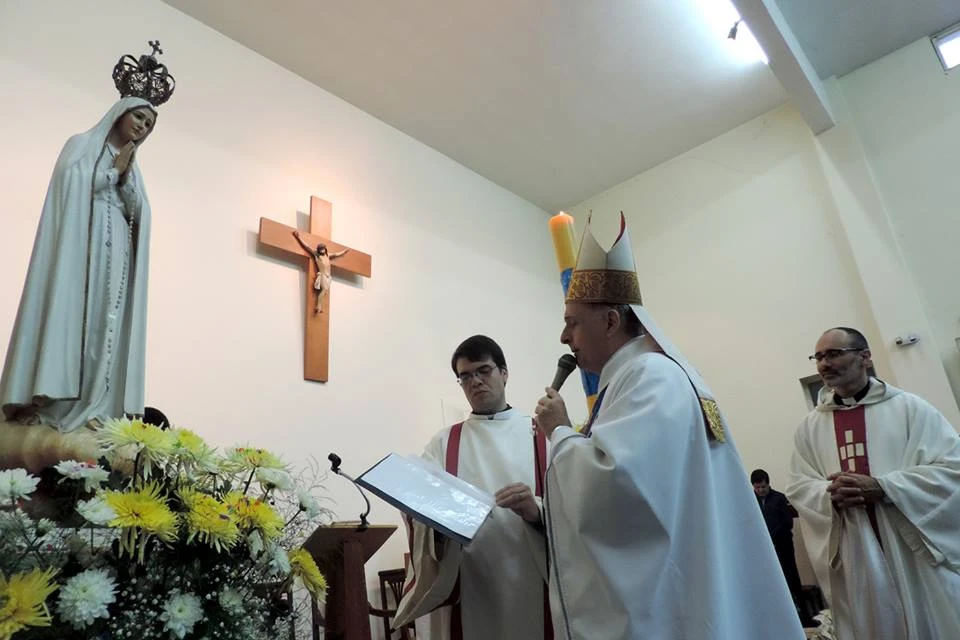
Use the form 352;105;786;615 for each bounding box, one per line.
550;357;684;538
546;356;693;627
875;397;960;569
786;417;840;602
520;496;548;582
393;518;461;628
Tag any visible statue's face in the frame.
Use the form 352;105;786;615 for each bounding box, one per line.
114;107;156;145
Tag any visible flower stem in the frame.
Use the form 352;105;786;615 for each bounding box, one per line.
242;469;256;495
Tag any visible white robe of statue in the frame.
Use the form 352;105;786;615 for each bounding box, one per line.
1;97;154;432
787;379;960;640
545;336;804;640
394;408;549;640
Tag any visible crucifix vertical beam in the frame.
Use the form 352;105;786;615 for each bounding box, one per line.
305;197;332;382
258;196;372;383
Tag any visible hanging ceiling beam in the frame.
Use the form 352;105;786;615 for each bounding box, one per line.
731;0;835;134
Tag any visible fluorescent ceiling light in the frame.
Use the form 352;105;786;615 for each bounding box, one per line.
932;24;960;71
729;19;769;65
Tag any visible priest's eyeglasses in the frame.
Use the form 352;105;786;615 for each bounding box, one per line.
456;365;498;385
808;348;863;362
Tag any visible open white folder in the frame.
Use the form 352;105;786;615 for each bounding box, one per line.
357;453;494;546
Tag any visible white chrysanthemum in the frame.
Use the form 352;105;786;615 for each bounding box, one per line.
76;496;118;526
0;468;40;503
265;542;290;577
297;487;323;518
56;568;117;629
35;517;55;535
98;417;175;479
255;467;294;491
218;587;244;615
54;460;110;492
160;591;204;639
54;460;91;476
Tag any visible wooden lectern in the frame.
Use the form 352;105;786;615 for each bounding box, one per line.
303;523;396;640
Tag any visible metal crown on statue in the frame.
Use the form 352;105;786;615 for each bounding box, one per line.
112;40;176;106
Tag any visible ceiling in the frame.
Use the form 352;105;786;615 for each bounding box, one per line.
162;0;784;212
775;0;960;79
161;0;959;212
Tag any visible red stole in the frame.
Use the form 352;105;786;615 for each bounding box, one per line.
832;405;883;545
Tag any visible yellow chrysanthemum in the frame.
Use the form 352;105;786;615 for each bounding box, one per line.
103;483;179;562
222;447;287;472
179;488;239;552
0;568;59;639
224;492;284;540
288;549;327;603
99;417;176;479
170;429;219;473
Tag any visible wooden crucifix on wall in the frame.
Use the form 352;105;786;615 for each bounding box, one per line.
258;196;372;382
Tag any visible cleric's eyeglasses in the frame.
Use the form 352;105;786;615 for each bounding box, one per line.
808;348;863;362
456;365;499;385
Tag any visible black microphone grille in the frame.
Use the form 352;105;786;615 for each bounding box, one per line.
557;353;578;372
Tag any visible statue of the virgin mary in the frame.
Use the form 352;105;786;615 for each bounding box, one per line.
0;42;174;439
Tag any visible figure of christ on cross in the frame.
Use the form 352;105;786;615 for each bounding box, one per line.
293;231;349;314
258;196;371;382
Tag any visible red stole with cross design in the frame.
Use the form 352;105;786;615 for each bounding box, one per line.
832;405;883;545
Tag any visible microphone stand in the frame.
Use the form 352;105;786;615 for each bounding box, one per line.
328;453;370;531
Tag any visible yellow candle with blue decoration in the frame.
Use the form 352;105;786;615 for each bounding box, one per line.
548;212;599;417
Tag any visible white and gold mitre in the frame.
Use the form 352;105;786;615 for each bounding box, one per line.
565;211;727;443
566;212;642;305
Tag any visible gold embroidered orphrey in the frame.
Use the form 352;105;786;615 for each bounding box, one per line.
566;269;643;305
699;398;726;443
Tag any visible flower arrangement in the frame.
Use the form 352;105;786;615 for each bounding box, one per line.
806;609;835;639
0;418;332;640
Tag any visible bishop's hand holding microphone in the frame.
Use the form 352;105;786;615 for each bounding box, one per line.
533;353;577;438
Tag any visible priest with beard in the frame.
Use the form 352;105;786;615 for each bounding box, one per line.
787;327;960;640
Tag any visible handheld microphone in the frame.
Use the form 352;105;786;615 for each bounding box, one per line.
550;354;579;391
327;452;370;530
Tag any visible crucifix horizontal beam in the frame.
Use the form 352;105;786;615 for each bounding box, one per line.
258;196;372;382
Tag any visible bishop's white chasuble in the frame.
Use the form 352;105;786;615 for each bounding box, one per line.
545;338;803;639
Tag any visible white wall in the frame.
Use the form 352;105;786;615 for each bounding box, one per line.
571;104;882;490
568;47;960;584
0;0;582;599
9;0;958;616
837;39;960;403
